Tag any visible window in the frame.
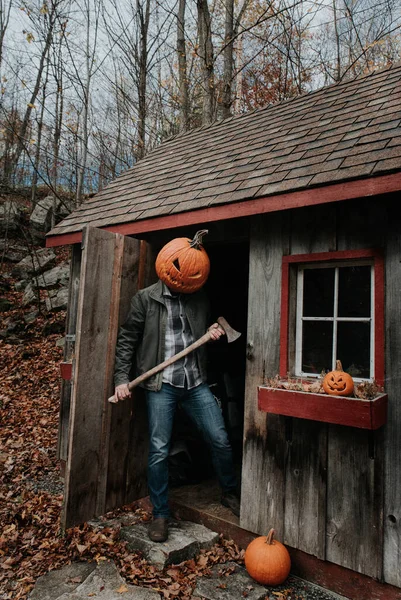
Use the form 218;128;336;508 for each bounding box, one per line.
296;263;373;380
280;249;384;385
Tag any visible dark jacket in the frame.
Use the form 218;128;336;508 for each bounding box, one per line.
114;279;211;391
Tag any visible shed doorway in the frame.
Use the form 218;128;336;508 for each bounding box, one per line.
169;239;249;523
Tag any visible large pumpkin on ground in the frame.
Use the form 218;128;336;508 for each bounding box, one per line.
244;529;291;586
155;229;210;293
322;359;354;396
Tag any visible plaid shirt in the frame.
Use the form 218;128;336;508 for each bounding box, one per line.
162;285;203;389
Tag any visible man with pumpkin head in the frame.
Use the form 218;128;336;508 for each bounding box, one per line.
114;230;240;542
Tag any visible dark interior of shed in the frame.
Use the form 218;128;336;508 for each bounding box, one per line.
169;239;249;520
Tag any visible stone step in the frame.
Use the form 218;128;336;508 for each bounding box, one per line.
90;514;219;569
28;560;159;600
28;562;97;600
28;516;349;600
193;561;349;600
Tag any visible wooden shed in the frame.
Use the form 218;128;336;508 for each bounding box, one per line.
47;64;401;599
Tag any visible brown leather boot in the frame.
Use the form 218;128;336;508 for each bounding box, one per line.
148;517;168;542
221;491;240;517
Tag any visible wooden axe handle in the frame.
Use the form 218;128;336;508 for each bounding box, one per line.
108;329;213;403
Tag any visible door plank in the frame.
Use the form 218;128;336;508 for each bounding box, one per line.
95;233;126;515
105;236;143;511
62;228;140;529
124;242;155;505
62;227;118;528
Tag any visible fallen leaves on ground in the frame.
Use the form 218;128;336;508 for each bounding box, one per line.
0;258;245;600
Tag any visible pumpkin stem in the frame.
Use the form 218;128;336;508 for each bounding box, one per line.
190;229;208;249
265;529;275;545
335;359;343;371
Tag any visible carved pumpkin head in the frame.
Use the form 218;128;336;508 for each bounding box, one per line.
323;360;354;396
155;229;210;293
245;529;291;586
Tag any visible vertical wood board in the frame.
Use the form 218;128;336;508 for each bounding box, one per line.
326;426;383;578
95;233;126;515
283;204;335;559
105;236;142;511
324;198;385;578
383;198;401;586
241;213;288;537
62;228;128;529
124;242;155;505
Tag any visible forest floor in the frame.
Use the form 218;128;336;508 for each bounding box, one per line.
0;262;244;600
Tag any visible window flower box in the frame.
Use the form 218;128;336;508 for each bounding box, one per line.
258;385;388;430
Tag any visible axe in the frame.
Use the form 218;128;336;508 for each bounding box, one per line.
108;316;241;403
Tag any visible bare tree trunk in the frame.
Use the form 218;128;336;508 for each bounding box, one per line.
223;0;249;118
12;9;56;175
137;0;151;160
197;0;215;125
177;0;189;131
0;0;12;71
234;33;243;114
31;61;49;206
51;28;64;201
3;98;19;185
75;70;90;206
222;0;234;119
333;0;342;82
75;0;100;206
112;64;122;178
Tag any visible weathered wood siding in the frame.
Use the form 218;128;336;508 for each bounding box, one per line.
383;199;401;587
241;213;288;538
242;196;399;584
284;204;335;560
61;228;149;530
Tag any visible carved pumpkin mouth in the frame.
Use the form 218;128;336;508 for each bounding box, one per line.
329;377;347;390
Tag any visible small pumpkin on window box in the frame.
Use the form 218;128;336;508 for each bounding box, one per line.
323;360;354;397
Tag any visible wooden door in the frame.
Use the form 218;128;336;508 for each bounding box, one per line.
61;227;149;530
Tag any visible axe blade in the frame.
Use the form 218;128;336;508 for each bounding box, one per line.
217;316;241;343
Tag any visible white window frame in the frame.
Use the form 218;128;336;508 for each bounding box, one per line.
294;260;375;381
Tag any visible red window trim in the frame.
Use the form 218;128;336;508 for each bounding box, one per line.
279;249;385;386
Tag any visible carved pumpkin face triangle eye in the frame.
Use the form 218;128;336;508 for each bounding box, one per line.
173;258;180;271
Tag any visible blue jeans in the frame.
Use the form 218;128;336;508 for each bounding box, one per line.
146;382;237;518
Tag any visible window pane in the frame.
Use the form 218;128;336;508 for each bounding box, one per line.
337;322;371;378
302;321;333;374
303;268;335;317
338;266;371;317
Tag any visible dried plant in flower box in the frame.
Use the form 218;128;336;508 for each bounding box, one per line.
258;373;387;429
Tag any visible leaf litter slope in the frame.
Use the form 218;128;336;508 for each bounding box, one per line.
0;274;244;600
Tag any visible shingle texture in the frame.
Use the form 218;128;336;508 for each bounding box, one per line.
49;65;401;238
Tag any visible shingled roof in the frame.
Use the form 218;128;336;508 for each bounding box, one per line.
47;64;401;245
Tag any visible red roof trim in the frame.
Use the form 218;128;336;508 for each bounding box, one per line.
280;248;385;385
46;172;401;248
